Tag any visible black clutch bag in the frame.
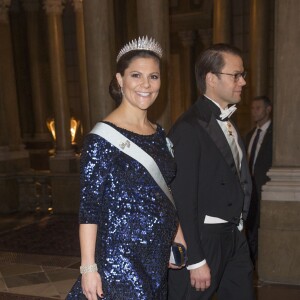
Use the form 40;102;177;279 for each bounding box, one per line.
170;242;187;266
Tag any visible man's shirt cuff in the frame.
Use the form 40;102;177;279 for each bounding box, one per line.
186;259;207;270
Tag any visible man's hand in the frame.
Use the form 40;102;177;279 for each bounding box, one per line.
190;263;211;292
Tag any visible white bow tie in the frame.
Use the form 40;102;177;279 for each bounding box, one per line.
219;105;237;120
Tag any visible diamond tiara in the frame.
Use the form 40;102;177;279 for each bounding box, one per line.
116;36;163;62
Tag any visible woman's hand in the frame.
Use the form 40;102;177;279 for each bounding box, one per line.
168;261;184;269
81;272;103;299
168;223;187;269
79;224;102;298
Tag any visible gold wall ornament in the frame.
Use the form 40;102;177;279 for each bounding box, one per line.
70;117;80;144
47;117;80;144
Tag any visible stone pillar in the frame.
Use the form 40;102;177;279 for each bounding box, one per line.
0;1;10;151
9;0;34;141
198;28;212;49
124;0;138;41
0;0;24;152
43;0;79;213
213;0;232;44
113;0;137;50
258;0;300;285
249;0;270;97
136;0;171;130
178;30;196;111
22;0;52;170
83;0;115;126
0;0;29;213
43;0;73;157
72;0;90;134
22;0;50;142
170;52;183;124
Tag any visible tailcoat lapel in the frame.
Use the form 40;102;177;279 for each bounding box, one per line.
194;97;241;179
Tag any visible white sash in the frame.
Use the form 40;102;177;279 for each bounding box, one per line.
90;122;175;207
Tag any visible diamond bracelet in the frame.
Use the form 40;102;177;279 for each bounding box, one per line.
80;263;98;274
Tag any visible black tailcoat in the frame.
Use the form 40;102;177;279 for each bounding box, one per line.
168;96;252;264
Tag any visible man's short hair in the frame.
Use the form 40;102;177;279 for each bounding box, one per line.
195;43;243;95
253;95;272;107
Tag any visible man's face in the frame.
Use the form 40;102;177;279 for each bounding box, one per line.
207;52;246;109
251;99;271;125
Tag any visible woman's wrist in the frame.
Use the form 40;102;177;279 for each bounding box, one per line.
80;263;98;274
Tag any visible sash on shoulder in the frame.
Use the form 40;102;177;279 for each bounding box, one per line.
90;122;175;207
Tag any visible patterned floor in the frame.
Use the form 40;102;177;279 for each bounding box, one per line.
0;212;299;299
0;213;80;299
0;292;53;300
0;215;80;257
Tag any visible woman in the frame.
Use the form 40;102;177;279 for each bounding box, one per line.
67;37;185;300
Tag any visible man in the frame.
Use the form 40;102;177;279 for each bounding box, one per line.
245;96;272;265
168;44;254;300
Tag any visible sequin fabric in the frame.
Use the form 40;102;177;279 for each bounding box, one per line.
67;122;178;300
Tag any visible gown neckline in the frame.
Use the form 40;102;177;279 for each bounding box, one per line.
100;121;160;138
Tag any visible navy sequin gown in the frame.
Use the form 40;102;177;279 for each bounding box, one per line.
67;122;178;300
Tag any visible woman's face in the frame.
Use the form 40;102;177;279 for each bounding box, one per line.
116;57;161;111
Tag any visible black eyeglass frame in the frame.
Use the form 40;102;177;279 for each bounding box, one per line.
213;71;247;81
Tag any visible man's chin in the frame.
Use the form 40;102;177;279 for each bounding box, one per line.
230;98;241;105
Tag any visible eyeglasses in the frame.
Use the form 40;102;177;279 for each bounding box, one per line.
214;71;247;82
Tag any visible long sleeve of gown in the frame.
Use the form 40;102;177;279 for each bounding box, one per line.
79;134;115;224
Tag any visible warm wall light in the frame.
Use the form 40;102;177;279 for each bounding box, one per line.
46;117;80;144
46;118;56;141
70;117;80;144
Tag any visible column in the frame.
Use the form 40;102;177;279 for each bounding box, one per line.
249;0;270;97
169;52;182;124
43;0;80;214
213;0;232;44
178;30;196;111
43;0;73;157
0;0;29;213
113;0;138;50
0;0;24;152
22;0;50;141
136;0;171;130
72;0;90;134
258;0;300;285
10;0;34;141
0;81;9;160
198;28;212;49
0;1;9;153
83;0;115;126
